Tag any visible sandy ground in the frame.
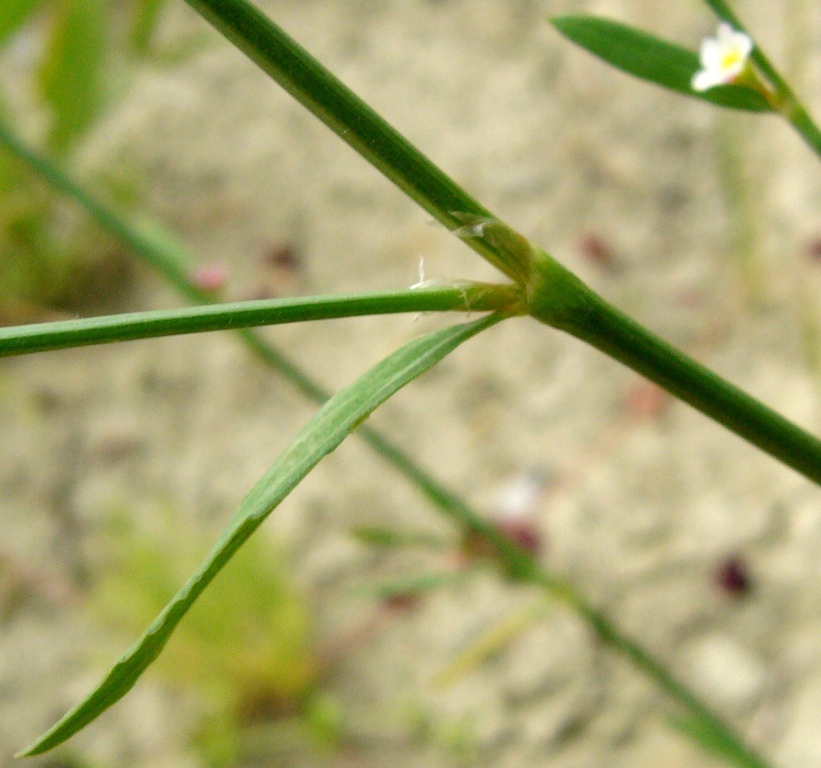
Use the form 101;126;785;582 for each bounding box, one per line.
4;0;821;766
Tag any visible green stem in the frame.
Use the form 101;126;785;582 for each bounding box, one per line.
578;298;821;483
782;99;821;158
557;582;768;768
180;0;529;283
529;251;821;486
0;284;520;357
0;121;196;300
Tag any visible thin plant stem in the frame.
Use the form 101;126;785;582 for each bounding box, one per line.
575;297;821;481
180;0;531;283
527;252;821;486
0;120;196;300
0;284;521;357
535;576;769;768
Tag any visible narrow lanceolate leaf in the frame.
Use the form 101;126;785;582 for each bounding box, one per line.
39;0;108;154
18;312;503;757
0;283;520;357
668;713;769;768
349;525;446;550
550;16;771;113
129;0;167;55
180;0;526;283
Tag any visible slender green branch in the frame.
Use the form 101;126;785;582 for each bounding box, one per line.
528;250;821;486
0;120;197;299
0;284;521;357
557;581;768;768
179;0;530;283
781;100;821;158
402;469;770;767
579;295;821;485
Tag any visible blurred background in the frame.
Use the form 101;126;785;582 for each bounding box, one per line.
3;0;821;766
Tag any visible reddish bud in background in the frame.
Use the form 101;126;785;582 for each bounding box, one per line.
579;232;619;272
805;238;821;262
459;519;544;564
456;471;547;568
191;263;229;293
384;592;422;613
263;242;302;272
623;379;670;420
494;518;543;556
251;242;304;299
715;555;752;597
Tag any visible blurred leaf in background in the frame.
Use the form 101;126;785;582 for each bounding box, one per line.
0;0;42;50
38;0;109;156
0;0;175;320
129;0;167;56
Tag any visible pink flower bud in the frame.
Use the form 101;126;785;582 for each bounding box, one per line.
191;264;229;292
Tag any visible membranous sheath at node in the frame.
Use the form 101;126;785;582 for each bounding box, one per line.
450;212;536;285
449;212;593;329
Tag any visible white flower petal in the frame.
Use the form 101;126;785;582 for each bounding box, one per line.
717;22;736;44
691;68;723;92
693;23;755;92
700;38;723;69
735;31;754;57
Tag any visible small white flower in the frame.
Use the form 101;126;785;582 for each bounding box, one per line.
691;23;754;92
